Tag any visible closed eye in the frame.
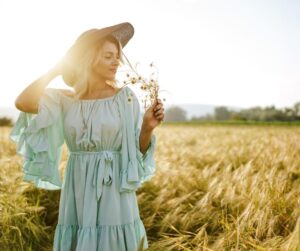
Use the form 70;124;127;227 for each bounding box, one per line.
105;56;120;60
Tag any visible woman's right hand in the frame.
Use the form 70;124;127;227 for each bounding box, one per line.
15;58;67;114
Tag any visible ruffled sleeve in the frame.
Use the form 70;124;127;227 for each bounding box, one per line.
132;92;157;184
118;87;157;193
9;88;65;190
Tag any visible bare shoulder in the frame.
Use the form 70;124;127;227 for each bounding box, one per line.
56;88;76;97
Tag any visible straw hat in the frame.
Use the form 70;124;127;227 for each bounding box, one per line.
62;22;134;86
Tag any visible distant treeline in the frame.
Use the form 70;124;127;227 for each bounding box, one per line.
1;102;300;126
0;117;13;126
165;102;300;122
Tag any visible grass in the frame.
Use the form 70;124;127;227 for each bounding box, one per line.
164;120;300;126
1;124;300;250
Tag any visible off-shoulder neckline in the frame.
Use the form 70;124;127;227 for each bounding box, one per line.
60;86;127;103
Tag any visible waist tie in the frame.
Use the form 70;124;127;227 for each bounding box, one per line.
69;150;120;201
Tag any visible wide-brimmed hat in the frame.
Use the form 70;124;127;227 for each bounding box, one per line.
61;22;134;86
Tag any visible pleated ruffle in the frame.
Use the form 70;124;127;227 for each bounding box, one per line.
53;218;148;251
118;87;157;193
9;88;64;190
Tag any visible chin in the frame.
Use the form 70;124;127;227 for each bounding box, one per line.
105;74;116;81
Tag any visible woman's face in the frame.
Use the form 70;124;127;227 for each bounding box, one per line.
91;40;120;81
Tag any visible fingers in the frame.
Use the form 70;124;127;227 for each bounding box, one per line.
154;99;163;110
154;108;164;116
154;104;163;111
154;99;165;121
156;114;164;121
154;99;164;114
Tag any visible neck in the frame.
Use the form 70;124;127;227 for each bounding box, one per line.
85;73;113;96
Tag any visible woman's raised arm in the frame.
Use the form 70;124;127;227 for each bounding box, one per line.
15;62;63;114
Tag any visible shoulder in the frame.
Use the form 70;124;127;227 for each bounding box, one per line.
56;88;76;98
121;86;139;103
44;88;75;96
122;86;137;97
43;88;75;105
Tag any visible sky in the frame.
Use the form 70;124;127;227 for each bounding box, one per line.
0;0;299;109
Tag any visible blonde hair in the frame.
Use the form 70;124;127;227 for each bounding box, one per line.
71;35;124;100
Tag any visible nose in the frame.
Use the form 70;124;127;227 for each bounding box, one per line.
113;58;120;67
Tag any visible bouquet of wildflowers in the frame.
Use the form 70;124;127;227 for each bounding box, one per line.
116;53;167;111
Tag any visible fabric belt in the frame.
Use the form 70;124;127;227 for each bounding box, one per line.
69;150;120;201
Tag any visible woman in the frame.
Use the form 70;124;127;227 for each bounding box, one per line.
10;22;164;251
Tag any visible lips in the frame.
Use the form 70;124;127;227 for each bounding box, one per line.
109;69;117;73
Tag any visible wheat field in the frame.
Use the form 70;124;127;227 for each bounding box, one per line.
1;124;300;251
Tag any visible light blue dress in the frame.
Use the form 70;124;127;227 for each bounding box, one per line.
9;86;156;251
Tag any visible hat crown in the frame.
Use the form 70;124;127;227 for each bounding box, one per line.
75;22;134;49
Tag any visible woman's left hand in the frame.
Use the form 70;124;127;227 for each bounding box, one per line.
142;99;165;131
